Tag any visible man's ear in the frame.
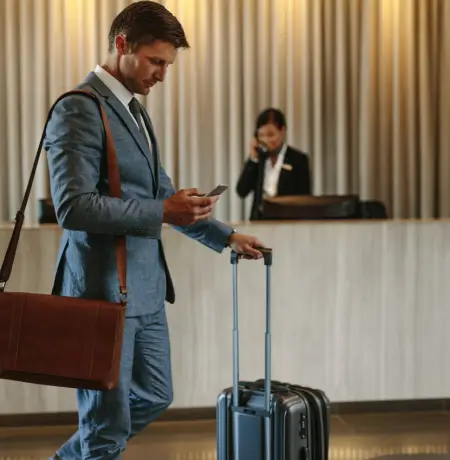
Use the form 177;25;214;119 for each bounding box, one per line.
115;35;128;55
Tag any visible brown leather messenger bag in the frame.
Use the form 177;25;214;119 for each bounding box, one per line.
0;90;127;391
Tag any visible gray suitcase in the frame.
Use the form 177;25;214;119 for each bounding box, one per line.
216;248;330;460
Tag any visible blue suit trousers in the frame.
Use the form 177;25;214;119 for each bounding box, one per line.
56;306;173;460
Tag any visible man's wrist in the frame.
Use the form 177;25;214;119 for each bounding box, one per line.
226;228;237;247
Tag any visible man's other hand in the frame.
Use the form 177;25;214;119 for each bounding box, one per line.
227;233;266;260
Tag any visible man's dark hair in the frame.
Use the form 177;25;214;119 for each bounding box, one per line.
108;1;190;53
255;108;287;132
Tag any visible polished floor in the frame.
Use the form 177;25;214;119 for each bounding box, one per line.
1;412;450;459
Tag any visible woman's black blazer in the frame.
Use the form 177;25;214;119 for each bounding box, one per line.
236;146;311;220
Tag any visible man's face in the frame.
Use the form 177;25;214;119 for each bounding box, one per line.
117;38;178;95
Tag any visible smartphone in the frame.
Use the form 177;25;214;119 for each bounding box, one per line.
206;184;229;197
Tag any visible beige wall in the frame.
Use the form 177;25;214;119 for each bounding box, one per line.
1;219;450;414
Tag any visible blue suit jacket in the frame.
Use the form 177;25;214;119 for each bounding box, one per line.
43;72;233;316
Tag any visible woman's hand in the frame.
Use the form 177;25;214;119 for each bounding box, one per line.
249;137;259;162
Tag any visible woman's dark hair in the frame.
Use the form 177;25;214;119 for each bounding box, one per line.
108;1;190;53
255;108;287;135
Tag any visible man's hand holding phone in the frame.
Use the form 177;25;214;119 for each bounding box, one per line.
163;185;227;226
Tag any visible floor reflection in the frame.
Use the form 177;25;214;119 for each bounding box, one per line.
0;412;450;460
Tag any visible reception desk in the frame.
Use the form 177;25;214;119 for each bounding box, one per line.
0;219;450;415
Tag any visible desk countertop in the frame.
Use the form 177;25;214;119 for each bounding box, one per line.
1;218;450;414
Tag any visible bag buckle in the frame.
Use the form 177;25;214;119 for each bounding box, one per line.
119;287;127;306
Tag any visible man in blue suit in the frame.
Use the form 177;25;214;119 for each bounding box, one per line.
44;2;265;459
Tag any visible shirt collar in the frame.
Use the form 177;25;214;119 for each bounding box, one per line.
94;65;134;109
278;143;288;160
272;143;288;167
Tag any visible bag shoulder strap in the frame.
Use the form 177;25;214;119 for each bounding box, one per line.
0;89;127;305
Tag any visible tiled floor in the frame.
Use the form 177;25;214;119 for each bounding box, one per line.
1;412;450;459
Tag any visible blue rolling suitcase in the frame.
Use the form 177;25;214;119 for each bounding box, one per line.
216;248;330;460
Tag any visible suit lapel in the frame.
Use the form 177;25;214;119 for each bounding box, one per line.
83;73;157;187
277;148;294;194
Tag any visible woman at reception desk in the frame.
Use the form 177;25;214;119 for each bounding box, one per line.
236;108;311;220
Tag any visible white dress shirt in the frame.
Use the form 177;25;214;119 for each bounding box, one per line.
250;143;288;197
94;65;152;151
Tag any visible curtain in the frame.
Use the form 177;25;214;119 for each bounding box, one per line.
0;0;448;223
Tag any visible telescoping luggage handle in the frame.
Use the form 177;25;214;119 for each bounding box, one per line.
230;247;273;460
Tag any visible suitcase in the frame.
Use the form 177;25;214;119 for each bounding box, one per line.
216;248;330;460
254;379;331;460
